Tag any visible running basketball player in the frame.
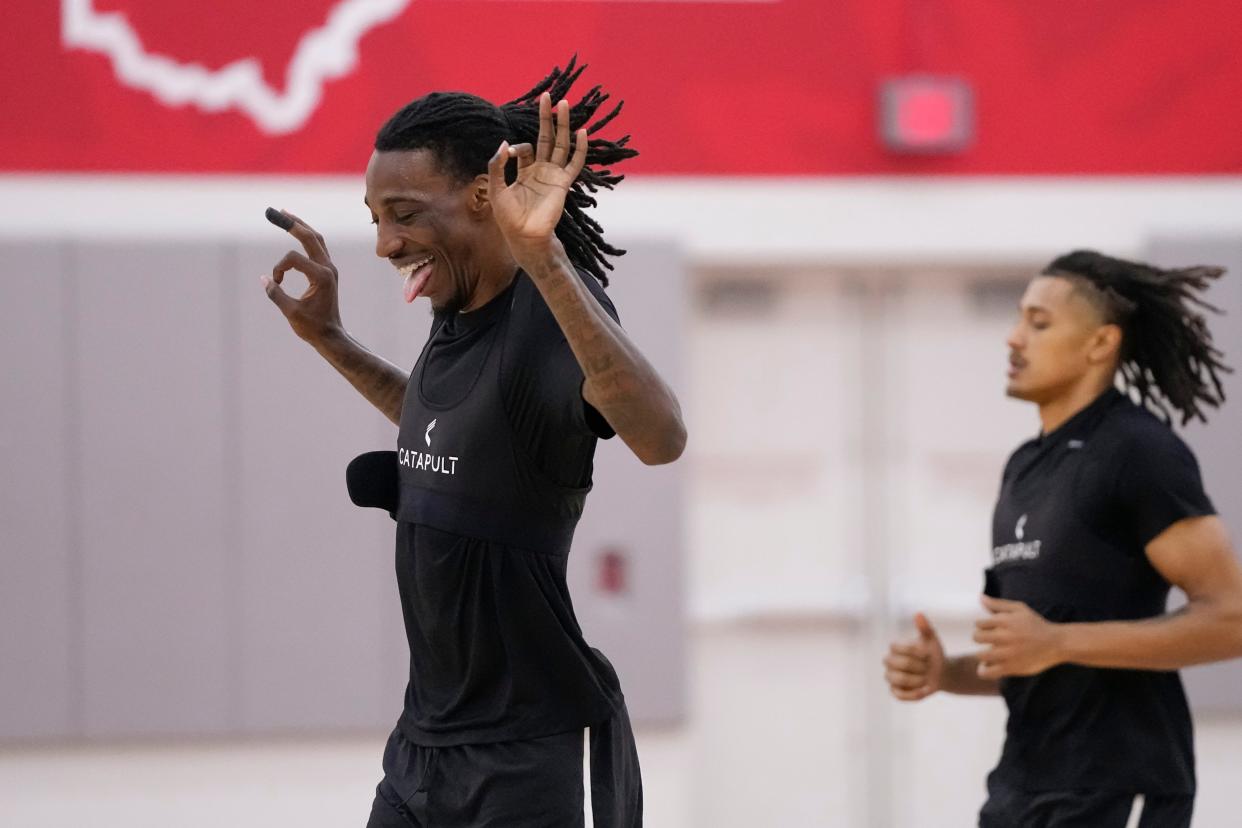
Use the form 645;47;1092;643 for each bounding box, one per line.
884;251;1242;827
261;59;684;827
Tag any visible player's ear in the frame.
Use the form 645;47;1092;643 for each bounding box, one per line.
1089;323;1123;365
468;174;492;218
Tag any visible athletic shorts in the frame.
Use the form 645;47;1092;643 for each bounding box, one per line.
979;783;1193;828
367;705;642;827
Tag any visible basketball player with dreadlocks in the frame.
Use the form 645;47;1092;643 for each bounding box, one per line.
884;251;1242;827
261;59;684;826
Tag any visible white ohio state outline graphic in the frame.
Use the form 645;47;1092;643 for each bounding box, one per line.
60;0;412;134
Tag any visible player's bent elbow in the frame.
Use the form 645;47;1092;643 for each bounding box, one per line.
639;422;687;466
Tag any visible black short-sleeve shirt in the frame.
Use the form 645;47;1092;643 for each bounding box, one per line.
390;269;625;747
985;388;1214;795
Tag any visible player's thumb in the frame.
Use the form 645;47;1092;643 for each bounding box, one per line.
914;612;939;645
261;274;294;315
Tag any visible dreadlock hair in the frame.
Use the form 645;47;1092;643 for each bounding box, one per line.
373;56;637;287
1043;249;1231;424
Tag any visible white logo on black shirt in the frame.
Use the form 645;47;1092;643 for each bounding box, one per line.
399;418;458;476
993;514;1041;565
398;445;459;476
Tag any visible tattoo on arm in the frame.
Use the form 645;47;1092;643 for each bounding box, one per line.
526;255;685;463
313;329;409;426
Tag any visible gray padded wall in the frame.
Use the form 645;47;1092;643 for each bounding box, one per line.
76;243;233;737
1146;236;1242;714
231;241;417;732
0;236;685;741
0;244;75;740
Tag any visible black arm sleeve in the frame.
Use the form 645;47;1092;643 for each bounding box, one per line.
501;272;621;487
1114;428;1215;548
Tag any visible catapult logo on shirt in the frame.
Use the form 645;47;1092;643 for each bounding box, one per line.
400;418;458;476
992;513;1042;565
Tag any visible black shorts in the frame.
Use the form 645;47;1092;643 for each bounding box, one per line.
367;705;642;828
979;783;1193;828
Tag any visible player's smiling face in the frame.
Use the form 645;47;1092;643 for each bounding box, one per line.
1005;275;1118;405
365;148;497;314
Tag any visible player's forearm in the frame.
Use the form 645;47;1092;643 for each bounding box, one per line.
942;654;1002;696
1057;600;1242;671
523;246;686;465
310;327;409;426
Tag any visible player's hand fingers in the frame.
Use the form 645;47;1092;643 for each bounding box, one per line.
536;93;554;162
885;667;928;690
884;652;928;673
551;98;572;166
261;273;295;315
914;612;940;644
566;128;588;179
972;628;1008;645
981;595;1024;614
509;142;536;174
272;249;331;293
977;644;1012;664
275;209;332;266
890;684;934;702
885;668;928;690
890;642;930;660
487;141;511;201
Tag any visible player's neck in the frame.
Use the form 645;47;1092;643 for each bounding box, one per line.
1037;374;1115;435
460;261;520;314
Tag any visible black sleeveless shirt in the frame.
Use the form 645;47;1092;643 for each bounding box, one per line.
985;389;1214;794
392;270;623;746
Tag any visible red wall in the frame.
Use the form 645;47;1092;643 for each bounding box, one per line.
5;0;1242;175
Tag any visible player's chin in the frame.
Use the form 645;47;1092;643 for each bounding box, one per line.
428;288;465;316
1005;379;1036;401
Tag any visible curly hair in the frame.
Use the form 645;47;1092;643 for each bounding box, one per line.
1045;249;1231;424
374;56;638;286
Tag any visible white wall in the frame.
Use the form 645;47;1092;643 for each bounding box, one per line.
6;176;1242;261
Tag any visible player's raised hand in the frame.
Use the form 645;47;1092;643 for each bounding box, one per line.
486;92;588;264
884;613;947;701
261;208;344;344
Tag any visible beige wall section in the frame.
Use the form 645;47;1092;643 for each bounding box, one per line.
689;269;868;619
684;261;1242;826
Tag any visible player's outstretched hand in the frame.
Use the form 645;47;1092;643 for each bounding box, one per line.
261;208;344;345
884;613;946;701
486;92;587;266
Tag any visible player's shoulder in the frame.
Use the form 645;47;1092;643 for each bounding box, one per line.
1101;395;1186;445
1095;393;1197;466
513;267;619;334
